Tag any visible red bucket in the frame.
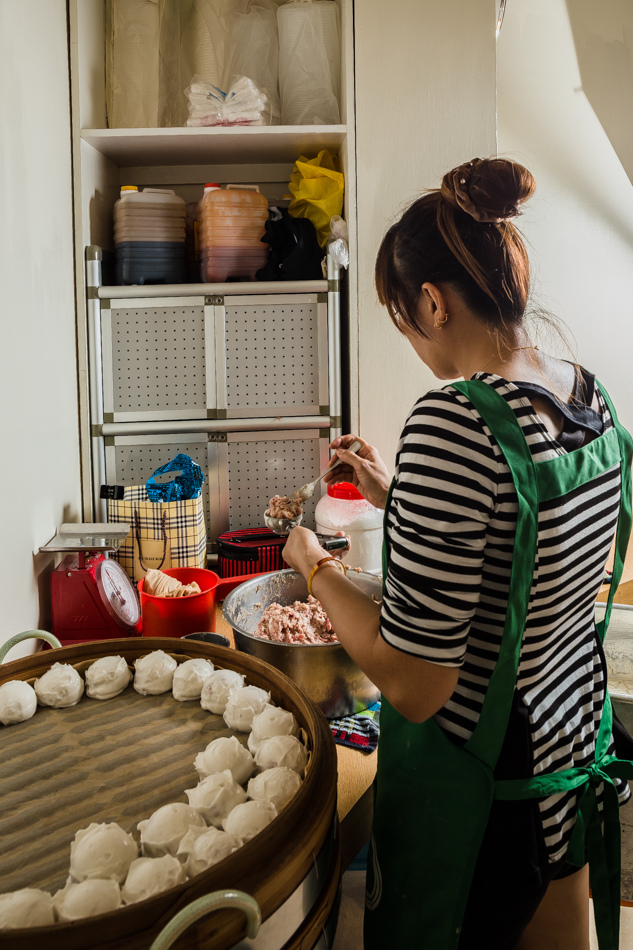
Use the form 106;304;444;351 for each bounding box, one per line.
138;567;220;638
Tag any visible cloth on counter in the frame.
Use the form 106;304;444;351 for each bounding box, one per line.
144;569;201;598
329;701;380;754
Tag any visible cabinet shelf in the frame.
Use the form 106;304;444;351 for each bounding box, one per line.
81;125;347;167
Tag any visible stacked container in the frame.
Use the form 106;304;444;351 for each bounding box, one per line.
114;187;187;285
198;184;269;282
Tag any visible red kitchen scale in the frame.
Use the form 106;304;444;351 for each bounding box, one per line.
40;524;141;646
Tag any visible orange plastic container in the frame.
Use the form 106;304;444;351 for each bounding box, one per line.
198;185;268;254
200;246;268;282
138;567;220;638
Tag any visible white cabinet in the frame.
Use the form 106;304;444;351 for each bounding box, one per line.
69;0;357;530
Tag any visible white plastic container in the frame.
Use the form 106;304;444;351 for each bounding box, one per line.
315;482;383;574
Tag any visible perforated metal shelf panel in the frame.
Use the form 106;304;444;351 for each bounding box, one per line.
220;294;328;418
223;430;327;532
102;299;210;421
103;428;328;542
104;434;217;539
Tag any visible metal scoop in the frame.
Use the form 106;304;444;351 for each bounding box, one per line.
295;440;363;502
263;440;362;550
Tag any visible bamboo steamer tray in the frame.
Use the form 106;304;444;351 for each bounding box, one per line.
0;638;338;950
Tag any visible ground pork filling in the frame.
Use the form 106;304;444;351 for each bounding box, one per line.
267;493;303;520
253;596;338;644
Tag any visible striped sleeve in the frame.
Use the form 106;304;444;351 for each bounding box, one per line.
380;388;499;665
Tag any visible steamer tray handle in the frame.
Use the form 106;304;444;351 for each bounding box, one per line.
150;890;261;950
0;630;62;663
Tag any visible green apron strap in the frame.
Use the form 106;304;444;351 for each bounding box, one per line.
594;381;633;638
451;380;539;767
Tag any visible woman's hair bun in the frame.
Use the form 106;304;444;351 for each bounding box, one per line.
440;157;536;223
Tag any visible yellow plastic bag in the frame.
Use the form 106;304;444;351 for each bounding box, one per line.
288;149;344;248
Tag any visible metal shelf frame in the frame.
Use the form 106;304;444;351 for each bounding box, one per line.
86;247;342;529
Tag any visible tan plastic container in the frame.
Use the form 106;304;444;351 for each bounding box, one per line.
114;187;186;217
114;222;186;244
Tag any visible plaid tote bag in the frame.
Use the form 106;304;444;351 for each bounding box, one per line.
107;486;207;583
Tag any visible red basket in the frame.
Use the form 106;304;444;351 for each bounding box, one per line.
216;528;287;579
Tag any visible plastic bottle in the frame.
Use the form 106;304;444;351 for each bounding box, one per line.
113;188;187;285
198;184;269;281
315;482;383;574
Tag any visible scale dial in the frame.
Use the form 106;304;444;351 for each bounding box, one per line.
95;559;140;628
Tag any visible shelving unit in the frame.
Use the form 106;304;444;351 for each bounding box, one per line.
69;0;357;533
80;125;348;166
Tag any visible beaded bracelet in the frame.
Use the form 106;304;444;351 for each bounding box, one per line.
307;556;347;597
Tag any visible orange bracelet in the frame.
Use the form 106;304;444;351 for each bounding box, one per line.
307;556;346;596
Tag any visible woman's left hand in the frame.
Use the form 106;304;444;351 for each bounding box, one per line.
282;527;349;577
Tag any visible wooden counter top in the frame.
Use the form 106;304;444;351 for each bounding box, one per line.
215;606;377;869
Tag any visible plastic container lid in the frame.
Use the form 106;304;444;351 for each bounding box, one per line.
327;481;363;500
204;183;221;191
120;185;138;196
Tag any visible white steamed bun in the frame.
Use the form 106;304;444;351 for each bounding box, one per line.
177;826;243;877
194;735;254;785
247;704;298;753
185;770;247;826
69;822;138;883
254;735;308;775
85;656;131;700
53;879;121;921
138;802;206;857
34;662;84;708
223;800;277;841
172;658;214;701
133;650;177;696
0;680;37;726
223;685;270;732
247;767;302;811
0;888;55;928
200;669;245;714
121;855;186;904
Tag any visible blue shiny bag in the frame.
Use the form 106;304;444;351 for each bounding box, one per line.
146;454;205;502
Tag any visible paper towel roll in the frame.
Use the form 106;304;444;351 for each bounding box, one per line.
278;0;340;125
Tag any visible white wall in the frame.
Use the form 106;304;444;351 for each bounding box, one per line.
0;0;81;657
353;0;498;468
497;0;633;433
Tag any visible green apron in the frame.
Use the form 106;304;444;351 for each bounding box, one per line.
364;378;633;950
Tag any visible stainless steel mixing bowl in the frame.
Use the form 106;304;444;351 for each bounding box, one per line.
222;569;381;719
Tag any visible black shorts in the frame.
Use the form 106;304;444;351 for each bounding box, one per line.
457;796;581;950
457;693;582;950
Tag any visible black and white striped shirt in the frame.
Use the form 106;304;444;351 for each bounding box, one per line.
381;372;627;863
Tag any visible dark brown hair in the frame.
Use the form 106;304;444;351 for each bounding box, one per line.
375;158;536;337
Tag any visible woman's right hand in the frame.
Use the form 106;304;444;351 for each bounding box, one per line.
325;435;392;510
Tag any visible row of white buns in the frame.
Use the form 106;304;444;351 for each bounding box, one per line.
0;651;308;929
1;648;290;728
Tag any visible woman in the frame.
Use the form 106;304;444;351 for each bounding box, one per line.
282;157;633;950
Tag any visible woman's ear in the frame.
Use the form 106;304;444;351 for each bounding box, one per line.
421;282;448;323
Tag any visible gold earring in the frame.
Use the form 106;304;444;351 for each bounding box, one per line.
434;311;448;329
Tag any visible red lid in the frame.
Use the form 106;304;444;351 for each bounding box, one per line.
327;481;363;500
204;183;221;189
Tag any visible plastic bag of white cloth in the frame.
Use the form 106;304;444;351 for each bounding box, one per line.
185;75;270;127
